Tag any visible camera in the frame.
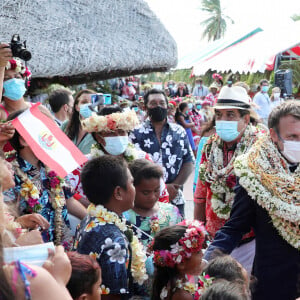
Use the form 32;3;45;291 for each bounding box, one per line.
9;34;31;61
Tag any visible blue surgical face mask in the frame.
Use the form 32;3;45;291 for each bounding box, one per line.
103;136;129;155
79;103;93;119
132;107;139;112
188;103;193;109
261;86;269;93
3;78;26;101
196;105;202;110
216;120;240;142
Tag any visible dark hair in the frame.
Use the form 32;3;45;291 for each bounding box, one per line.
65;89;95;141
81;155;128;205
268;100;300;131
99;105;122;116
129;159;163;186
259;79;269;86
201;279;250;300
48;89;72;113
144;89;168;106
151;225;187;300
175;102;188;121
7;109;27;153
66;252;101;299
203;252;245;283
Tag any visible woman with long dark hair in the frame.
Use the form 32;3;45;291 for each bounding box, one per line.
61;89;96;154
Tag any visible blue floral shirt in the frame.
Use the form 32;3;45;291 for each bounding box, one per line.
130;120;194;183
6;157;73;248
73;215;130;297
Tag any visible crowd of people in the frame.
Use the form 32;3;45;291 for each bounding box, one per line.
0;43;299;300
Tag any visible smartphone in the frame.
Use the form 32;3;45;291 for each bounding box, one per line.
90;93;112;106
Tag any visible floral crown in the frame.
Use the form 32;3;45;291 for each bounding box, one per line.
81;110;139;133
6;58;31;79
212;73;222;80
150;220;206;268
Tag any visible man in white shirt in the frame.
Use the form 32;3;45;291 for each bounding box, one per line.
192;77;209;100
253;79;271;125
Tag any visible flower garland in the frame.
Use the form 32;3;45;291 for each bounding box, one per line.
11;158;66;245
82;110;139;133
160;274;214;300
87;203;148;285
149;215;160;234
199;124;263;219
150;220;206;268
90;142;139;163
234;133;300;249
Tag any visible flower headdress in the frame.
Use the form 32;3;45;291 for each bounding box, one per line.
81;110;139;133
212;73;222;80
6;58;31;80
150;220;206;268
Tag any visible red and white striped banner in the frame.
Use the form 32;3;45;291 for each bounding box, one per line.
12;104;87;178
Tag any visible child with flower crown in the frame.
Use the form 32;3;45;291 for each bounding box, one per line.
73;155;148;299
150;220;208;300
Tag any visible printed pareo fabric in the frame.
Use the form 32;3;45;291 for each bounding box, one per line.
6;157;73;249
130;120;194;184
73;216;130;295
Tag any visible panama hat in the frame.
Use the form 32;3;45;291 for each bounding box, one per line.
209;82;219;91
214;86;251;110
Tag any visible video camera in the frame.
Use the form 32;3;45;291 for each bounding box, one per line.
9;34;31;61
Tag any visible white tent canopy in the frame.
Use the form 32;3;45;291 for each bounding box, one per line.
181;21;300;74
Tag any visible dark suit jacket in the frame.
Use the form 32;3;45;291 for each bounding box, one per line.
204;182;300;300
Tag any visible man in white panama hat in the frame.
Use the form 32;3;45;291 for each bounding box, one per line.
194;85;265;274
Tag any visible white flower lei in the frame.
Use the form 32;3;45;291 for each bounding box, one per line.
234;133;300;249
90;142;139;162
199;124;263;219
87;204;148;285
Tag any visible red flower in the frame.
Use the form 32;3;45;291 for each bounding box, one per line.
9;59;17;69
226;174;236;189
28;197;39;208
106;115;117;131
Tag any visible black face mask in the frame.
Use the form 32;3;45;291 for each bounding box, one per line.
148;106;167;122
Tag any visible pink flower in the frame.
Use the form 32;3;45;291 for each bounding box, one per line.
48;171;57;178
28;197;39;208
50;177;60;188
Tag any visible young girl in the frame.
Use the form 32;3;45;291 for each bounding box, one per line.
123;159;182;248
150;220;207;300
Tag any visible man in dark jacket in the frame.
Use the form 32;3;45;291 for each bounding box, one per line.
204;100;300;300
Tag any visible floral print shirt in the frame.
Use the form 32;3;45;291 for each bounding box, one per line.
130;120;194;184
73;215;130;297
123;202;182;248
6;157;73;248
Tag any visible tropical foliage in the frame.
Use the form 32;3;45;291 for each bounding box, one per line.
200;0;234;41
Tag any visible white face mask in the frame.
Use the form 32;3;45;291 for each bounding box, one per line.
103;136;129;156
273;92;280;100
282;140;300;163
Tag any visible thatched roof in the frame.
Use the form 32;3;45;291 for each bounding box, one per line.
0;0;177;83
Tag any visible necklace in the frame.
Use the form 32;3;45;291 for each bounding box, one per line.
234;133;300;249
11;157;66;245
160;274;214;300
90;142;139;162
199;124;263;219
87;204;148;285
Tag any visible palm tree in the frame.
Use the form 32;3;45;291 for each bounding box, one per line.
291;14;300;21
200;0;234;42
